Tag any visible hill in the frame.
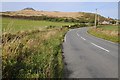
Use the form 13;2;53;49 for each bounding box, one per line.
22;7;35;11
1;8;113;23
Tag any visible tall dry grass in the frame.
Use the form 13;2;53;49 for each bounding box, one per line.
2;27;68;78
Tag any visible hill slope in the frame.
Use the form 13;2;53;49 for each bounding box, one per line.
1;8;112;22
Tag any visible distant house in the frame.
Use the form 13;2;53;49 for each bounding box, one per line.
101;21;110;25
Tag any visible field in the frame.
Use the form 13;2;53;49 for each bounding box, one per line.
2;17;72;78
88;25;119;43
2;17;73;33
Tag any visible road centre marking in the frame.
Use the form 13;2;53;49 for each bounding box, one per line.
77;33;79;36
77;31;110;53
80;37;86;40
77;33;86;41
91;42;110;52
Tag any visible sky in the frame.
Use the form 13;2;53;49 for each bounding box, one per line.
1;2;118;19
1;0;119;2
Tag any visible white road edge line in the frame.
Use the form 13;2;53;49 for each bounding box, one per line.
91;42;110;52
81;37;86;40
64;35;67;42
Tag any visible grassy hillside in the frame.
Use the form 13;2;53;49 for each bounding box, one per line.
1;10;82;18
1;8;110;23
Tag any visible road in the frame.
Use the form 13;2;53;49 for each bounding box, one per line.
63;27;118;78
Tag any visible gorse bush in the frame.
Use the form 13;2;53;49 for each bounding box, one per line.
2;27;68;78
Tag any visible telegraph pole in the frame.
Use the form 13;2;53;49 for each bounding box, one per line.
98;12;99;26
94;9;97;28
116;19;118;25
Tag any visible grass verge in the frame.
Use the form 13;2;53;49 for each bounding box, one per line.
88;27;119;43
97;25;118;31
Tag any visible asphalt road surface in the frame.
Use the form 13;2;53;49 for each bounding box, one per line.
63;27;118;78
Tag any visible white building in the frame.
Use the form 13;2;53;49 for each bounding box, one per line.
101;21;110;25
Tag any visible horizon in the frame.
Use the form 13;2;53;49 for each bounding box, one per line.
2;2;118;19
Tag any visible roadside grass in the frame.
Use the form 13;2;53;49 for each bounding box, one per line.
2;17;73;33
2;28;68;78
97;25;118;31
88;26;119;43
